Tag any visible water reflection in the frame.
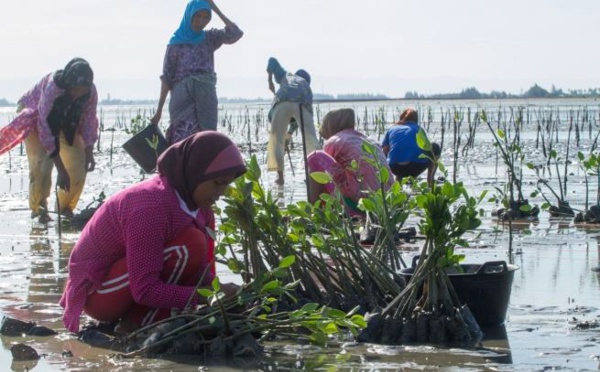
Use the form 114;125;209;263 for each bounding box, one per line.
592;234;600;282
480;325;512;364
27;227;70;307
0;226;71;327
10;359;38;372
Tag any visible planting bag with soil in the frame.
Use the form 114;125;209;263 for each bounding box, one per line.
123;125;168;173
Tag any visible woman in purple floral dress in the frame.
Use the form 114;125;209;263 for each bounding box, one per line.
0;57;98;223
150;0;243;144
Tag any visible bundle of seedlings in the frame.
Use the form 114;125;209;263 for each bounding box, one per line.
527;111;575;217
358;132;485;346
218;156;406;315
92;262;366;361
351;141;414;271
482;108;540;220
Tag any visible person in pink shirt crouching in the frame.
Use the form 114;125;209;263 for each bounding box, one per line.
60;131;246;334
307;108;394;218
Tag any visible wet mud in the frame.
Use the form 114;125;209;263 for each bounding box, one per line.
0;100;599;371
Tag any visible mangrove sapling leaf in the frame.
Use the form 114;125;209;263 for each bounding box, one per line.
416;128;432;152
198;288;213;298
245;155;262;182
260;280;280;294
278;255;296;269
326;308;348;319
271;268;289;279
227;258;243;273
212;277;221;292
310;171;331;185
145;134;159;151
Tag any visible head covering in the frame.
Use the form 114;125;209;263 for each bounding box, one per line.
53;58;94;89
294;69;311;85
319;108;356;139
396;108;419;124
267;57;286;83
157;131;247;210
47;57;94;152
169;0;212;45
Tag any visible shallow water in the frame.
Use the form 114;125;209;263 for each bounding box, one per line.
1;100;599;371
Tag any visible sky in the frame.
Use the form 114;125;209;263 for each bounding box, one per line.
1;0;599;102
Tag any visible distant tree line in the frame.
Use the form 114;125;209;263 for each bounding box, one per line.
3;84;599;106
405;84;600;100
98;92;392;105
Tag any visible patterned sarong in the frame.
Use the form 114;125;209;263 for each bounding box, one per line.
167;73;218;144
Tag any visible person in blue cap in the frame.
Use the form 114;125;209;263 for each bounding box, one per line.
266;57;320;185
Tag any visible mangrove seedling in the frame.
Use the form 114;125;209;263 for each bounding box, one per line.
575;150;600;223
527;148;575;218
219;155;406;314
482;108;539;220
527;110;576;217
357;162;486;346
115;261;367;360
357;130;486;346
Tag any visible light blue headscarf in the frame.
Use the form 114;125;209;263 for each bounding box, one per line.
168;0;212;46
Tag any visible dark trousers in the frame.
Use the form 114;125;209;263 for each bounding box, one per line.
390;143;441;180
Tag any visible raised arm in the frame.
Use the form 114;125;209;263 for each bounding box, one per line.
207;0;235;27
268;71;275;94
267;57;285;93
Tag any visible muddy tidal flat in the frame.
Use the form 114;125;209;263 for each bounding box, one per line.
0;100;599;371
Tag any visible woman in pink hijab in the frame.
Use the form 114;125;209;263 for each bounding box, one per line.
60;131;246;333
307;108;393;217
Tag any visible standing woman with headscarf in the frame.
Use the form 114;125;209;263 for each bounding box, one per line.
306;108;393;217
60;131;247;334
0;57;98;223
150;0;243;144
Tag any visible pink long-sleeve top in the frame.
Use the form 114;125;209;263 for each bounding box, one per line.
324;129;394;200
59;175;215;333
18;73;99;155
